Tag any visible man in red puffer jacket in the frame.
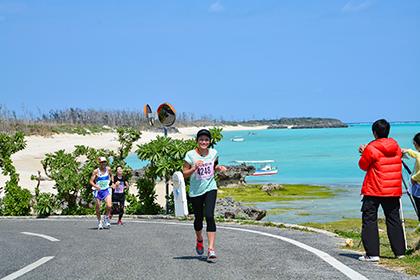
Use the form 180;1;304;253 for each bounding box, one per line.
358;119;405;262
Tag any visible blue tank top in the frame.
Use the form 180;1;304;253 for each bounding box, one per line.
96;168;110;190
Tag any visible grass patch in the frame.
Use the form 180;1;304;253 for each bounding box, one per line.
296;211;311;216
0;122;114;136
266;208;295;215
51;124;112;135
302;218;420;275
218;184;336;203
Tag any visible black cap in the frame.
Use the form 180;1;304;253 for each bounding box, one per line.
196;129;211;140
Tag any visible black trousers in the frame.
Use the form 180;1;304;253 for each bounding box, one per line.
112;193;125;220
190;190;217;232
361;196;406;256
414;196;420;221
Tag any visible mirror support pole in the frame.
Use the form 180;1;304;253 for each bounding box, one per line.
164;126;169;214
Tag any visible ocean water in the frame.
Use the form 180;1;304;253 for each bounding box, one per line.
126;123;420;223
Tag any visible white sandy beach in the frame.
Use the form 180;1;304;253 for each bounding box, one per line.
0;125;267;205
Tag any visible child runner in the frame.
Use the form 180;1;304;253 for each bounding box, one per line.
112;166;129;225
90;157;113;230
183;129;226;262
402;132;420;220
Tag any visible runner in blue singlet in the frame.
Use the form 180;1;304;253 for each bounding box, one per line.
90;157;113;229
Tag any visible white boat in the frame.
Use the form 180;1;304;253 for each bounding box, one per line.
231;137;245;142
233;160;278;176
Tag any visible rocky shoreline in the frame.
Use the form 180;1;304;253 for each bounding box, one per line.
267;118;348;129
215;197;266;220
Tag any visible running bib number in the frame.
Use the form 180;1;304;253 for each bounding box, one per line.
195;162;214;180
115;181;125;193
98;180;109;190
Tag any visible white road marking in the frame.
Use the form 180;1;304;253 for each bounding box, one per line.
7;218;368;280
129;220;369;280
0;256;54;280
21;232;60;242
221;225;369;280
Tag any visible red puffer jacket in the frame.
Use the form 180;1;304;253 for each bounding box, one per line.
359;138;402;197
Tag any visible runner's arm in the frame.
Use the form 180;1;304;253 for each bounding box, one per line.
112;177;118;189
183;161;197;178
108;167;115;188
89;170;100;190
214;157;227;172
214;157;219;168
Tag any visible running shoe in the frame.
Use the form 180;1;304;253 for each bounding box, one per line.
103;216;111;229
117;219;123;225
207;249;217;262
358;255;379;262
97;220;103;230
196;239;204;255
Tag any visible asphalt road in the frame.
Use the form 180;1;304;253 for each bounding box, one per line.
0;218;418;280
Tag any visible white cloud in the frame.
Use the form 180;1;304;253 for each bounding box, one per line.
342;1;372;13
209;1;224;13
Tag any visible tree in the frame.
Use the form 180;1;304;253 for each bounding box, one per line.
42;148;110;214
0;132;32;216
112;127;141;180
135;127;223;214
0;132;26;188
41;127;141;214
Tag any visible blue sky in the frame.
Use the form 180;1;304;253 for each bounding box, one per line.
0;0;419;122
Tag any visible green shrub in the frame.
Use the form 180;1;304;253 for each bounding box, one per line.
61;205;95;215
137;178;162;215
2;183;32;216
0;132;32;215
35;193;57;217
125;193;141;215
41;127;141;215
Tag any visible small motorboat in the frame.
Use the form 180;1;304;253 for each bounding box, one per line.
233;160;278;176
231;137;245;142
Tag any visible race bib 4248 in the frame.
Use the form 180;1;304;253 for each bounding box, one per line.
195;162;214;180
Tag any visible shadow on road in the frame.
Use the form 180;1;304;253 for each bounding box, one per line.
339;253;362;260
173;256;208;262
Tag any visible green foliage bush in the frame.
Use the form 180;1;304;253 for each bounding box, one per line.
125;193;141;215
41;127;141;215
0;132;26;186
137;178;162;214
0;132;33;216
2;183;32;216
137;136;196;181
35;193;57;217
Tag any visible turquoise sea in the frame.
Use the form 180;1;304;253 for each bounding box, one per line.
126;123;420;223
